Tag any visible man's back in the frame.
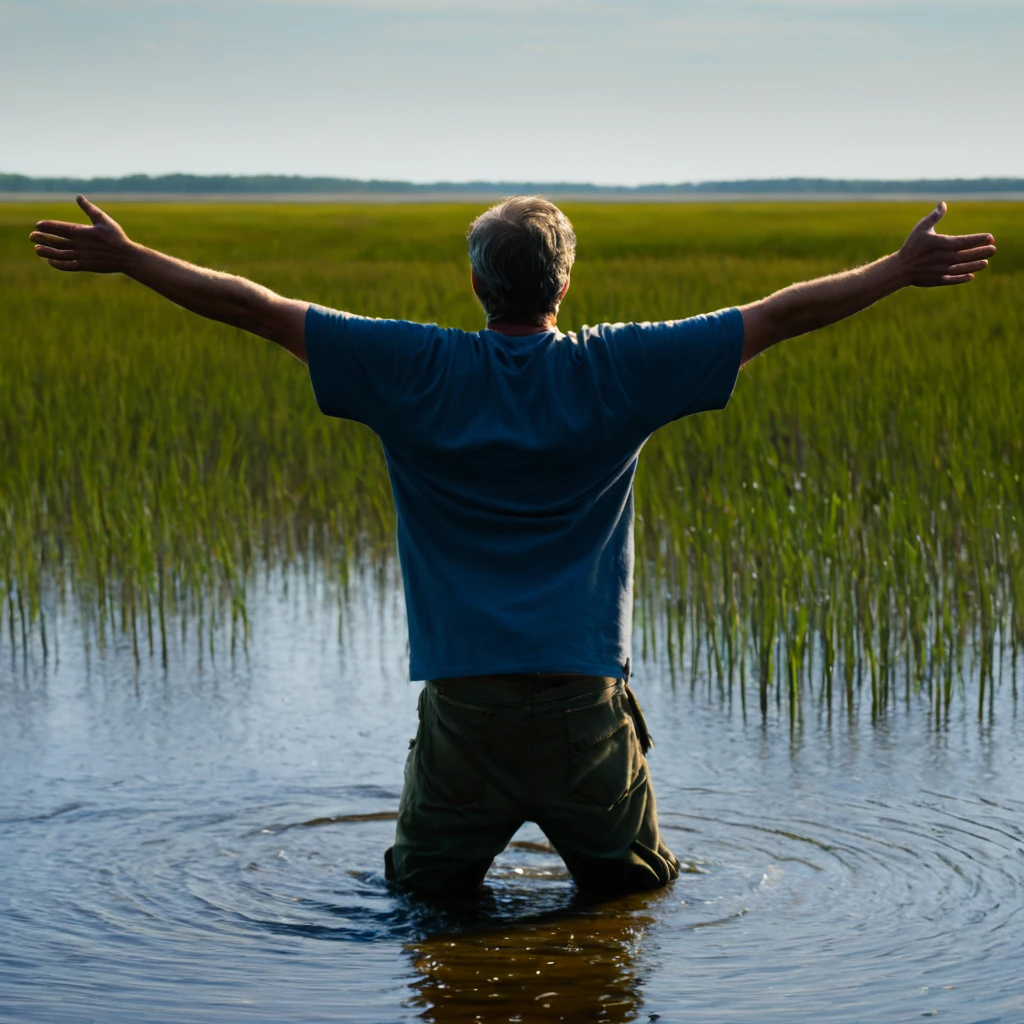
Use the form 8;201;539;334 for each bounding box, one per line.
306;305;744;680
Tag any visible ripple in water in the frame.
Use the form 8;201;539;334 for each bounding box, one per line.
3;776;1022;1023
2;592;1023;1022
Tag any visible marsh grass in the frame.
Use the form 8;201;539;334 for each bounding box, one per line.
2;201;1022;718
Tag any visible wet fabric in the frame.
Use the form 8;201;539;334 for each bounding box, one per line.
385;676;681;896
305;307;744;682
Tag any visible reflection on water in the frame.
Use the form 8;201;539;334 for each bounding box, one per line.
2;571;1023;1023
406;891;658;1024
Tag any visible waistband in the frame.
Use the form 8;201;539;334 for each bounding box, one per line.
428;673;620;708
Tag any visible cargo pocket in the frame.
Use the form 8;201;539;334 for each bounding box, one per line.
417;686;493;809
565;690;645;809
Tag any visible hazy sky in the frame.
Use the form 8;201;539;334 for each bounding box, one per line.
2;0;1021;185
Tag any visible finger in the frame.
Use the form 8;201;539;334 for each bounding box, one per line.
940;232;995;249
946;260;989;275
952;244;997;262
34;219;88;235
919;246;994;270
917;201;947;232
46;258;84;272
34;244;78;260
76;194;108;226
29;231;74;247
938;273;973;286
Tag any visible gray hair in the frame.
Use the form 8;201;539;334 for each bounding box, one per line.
467;196;576;324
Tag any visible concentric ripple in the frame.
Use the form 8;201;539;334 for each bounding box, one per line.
2;595;1023;1023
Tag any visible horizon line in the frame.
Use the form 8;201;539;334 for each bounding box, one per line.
3;172;1024;196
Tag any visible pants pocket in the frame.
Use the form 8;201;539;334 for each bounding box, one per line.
564;689;645;809
416;685;493;809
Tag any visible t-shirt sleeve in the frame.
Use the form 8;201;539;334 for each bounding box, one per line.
304;304;402;432
624;307;744;431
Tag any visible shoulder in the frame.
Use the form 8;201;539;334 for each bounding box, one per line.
307;306;470;360
307;304;442;338
579;309;743;343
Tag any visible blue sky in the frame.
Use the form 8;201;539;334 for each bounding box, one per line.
2;0;1020;184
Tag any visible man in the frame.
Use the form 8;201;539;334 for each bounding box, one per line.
31;194;995;896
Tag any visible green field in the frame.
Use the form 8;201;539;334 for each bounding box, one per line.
2;201;1022;718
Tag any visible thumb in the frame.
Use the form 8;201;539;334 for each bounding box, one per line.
76;194;108;226
918;201;947;233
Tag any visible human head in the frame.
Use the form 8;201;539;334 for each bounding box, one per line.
467;195;576;325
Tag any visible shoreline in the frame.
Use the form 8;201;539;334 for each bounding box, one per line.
4;191;1024;204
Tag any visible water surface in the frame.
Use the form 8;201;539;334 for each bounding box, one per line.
2;572;1022;1023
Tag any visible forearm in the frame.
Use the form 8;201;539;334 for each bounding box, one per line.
748;252;908;350
738;204;995;368
123;242;283;340
31;197;311;361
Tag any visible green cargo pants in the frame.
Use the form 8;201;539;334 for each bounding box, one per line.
385;674;680;896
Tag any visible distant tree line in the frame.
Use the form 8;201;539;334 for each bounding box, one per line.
2;173;1022;195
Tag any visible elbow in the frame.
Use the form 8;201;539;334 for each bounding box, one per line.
739;304;786;366
237;294;280;340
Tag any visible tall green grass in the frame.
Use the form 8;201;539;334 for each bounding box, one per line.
2;201;1021;717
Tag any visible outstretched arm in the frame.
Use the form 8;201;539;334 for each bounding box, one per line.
738;203;996;367
30;196;309;363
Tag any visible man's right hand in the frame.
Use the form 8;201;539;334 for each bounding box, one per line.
896;202;996;287
740;202;997;366
30;195;135;274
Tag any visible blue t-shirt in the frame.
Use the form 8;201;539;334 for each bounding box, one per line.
306;305;744;681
